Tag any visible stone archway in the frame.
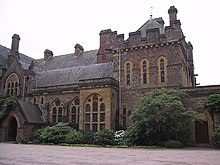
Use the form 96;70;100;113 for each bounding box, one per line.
7;117;17;141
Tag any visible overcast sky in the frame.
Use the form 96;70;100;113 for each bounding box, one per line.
0;0;219;86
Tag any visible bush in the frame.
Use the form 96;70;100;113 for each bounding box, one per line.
82;131;95;144
175;125;191;145
164;140;183;148
212;126;220;148
114;130;125;145
32;122;82;144
65;129;83;144
94;129;115;146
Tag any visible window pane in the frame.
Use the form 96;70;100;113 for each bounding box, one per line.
86;104;90;112
123;107;126;116
92;124;97;132
100;113;105;122
52;115;56;123
93;101;98;112
143;73;147;84
161;71;165;82
58;115;62;122
92;113;98;122
72;115;76;123
85;114;90;122
55;99;61;106
100;103;105;111
85;124;90;132
58;107;62;114
72;106;76;114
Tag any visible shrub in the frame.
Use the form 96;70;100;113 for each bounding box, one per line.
164;140;183;148
94;129;115;146
212;126;220;148
82;131;95;144
65;129;83;144
32;122;81;144
175;125;191;145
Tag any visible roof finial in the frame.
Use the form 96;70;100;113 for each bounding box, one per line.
150;6;153;19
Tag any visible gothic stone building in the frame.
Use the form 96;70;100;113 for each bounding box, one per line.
0;6;220;144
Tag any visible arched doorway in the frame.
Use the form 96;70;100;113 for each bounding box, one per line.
8;117;17;141
195;108;213;144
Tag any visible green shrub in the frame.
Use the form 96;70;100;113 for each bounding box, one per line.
94;129;115;146
212;126;220;148
82;131;95;144
164;140;183;148
32;122;81;144
175;125;191;145
65;129;83;144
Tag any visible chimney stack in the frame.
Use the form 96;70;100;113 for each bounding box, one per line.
44;49;53;61
74;44;84;56
168;6;178;24
9;34;20;55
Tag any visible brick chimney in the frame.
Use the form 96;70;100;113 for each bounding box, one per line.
44;49;53;61
168;6;178;24
74;44;84;56
7;34;20;66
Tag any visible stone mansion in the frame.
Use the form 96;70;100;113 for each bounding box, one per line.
0;6;220;144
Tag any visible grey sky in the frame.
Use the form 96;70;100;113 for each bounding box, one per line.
0;0;219;86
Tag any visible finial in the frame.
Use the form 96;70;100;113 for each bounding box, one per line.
150;6;153;19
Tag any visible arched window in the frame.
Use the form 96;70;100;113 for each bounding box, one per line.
84;94;105;132
157;56;168;83
50;98;63;123
5;73;19;96
69;97;80;124
140;59;150;85
124;60;133;86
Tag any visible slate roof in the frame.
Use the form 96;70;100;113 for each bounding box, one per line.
0;44;114;88
36;62;114;87
0;44;34;69
18;101;44;124
35;49;98;70
137;17;165;37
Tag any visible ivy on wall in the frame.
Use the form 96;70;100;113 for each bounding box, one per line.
0;97;16;124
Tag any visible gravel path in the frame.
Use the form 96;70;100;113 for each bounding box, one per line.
0;143;219;165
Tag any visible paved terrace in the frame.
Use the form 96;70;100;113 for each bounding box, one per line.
0;143;219;165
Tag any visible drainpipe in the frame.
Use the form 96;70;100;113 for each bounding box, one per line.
22;76;26;102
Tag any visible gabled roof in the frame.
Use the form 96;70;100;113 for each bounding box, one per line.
0;44;34;69
18;101;44;124
137;17;165;37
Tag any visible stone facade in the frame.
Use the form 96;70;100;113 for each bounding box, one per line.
0;6;220;144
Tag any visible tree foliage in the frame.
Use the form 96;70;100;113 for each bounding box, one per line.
125;88;195;146
205;93;220;113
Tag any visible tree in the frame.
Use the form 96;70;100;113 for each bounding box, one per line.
124;88;196;146
205;94;220;114
205;93;220;129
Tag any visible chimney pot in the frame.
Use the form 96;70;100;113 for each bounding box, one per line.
44;49;53;61
74;44;84;56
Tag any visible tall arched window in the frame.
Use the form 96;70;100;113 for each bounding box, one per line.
50;98;63;123
140;59;150;85
124;60;133;86
84;94;105;132
5;73;19;96
69;97;80;124
157;56;168;83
